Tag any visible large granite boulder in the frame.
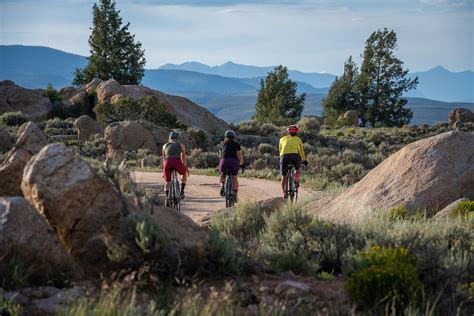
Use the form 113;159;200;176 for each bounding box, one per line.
0;197;80;277
21;143;125;267
309;131;474;222
337;110;359;127
103;120;169;161
74;115;105;142
0;80;52;120
0;122;49;196
448;108;474;128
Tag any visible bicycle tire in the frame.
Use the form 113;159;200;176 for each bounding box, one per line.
171;171;181;211
225;173;234;208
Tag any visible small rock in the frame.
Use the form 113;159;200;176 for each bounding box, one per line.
74;115;105;142
434;198;469;219
275;280;311;297
0;127;12;154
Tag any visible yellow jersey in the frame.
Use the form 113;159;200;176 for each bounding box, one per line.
279;135;305;160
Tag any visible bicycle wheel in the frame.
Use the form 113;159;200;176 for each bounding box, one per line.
225;174;234;208
171;171;181;211
288;167;295;202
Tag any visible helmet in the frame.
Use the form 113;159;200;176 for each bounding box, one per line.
287;125;299;134
224;130;236;138
169;131;180;139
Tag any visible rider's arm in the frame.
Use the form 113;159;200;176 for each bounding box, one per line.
180;143;187;167
279;138;283;156
298;138;306;161
237;150;244;166
162;144;166;166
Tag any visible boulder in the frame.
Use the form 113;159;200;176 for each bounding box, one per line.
103;120;168;161
74;115;106;142
84;78;103;94
274;280;311;298
434;198;469;219
21;143;125;267
448;108;474;128
0;127;13;153
0;122;49;196
0;197;80;276
310;131;474;222
337;110;359;127
96;79;123;103
0;80;52;120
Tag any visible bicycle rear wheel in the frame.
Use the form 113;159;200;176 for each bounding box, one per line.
225;174;234;208
171;171;181;211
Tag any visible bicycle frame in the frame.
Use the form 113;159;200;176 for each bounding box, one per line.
169;169;181;211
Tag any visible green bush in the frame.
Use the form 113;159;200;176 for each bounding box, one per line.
188;128;207;148
258;143;276;155
188;149;219;169
0;112;27;126
298;116;321;133
210;201;265;242
258;205;320;276
78;135;106;158
94;96;186;129
345;246;422;310
450;201;474;220
0;294;21;316
260;123;280;136
239;120;260;134
388;205;408;220
42;83;63;104
205;228;243;275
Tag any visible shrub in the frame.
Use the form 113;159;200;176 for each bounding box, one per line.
0;295;21;316
188;149;219;169
188;128;207;148
239;120;260;134
79;135;106;158
298;116;321;133
205;228;243;275
450;201;474;220
42;83;62;104
388;205;408;220
258;143;276;155
94;96;186;129
260;123;279;136
345;246;423;310
0;112;27;126
210;201;265;242
258;205;320;275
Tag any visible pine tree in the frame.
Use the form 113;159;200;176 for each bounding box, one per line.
73;0;146;86
357;28;418;127
253;65;305;125
322;56;359;125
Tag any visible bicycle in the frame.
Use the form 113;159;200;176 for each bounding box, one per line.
167;169;181;211
284;163;298;203
223;165;245;208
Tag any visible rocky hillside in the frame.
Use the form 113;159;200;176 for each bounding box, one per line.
0;79;229;134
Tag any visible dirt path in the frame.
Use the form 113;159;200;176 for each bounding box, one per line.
132;172;312;222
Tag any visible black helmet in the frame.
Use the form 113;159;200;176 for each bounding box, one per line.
224;130;236;138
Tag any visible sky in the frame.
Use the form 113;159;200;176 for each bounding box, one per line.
0;0;473;74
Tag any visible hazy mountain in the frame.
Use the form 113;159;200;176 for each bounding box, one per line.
183;92;474;125
0;45;87;88
408;66;474;103
143;69;326;95
159;61;336;88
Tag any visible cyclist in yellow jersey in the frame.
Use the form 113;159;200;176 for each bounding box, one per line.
279;125;307;198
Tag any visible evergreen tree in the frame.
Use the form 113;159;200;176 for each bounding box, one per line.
357;28;418;127
253;65;305;125
73;0;146;86
322;56;359;125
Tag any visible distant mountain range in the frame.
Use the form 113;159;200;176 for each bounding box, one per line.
1;44;473;124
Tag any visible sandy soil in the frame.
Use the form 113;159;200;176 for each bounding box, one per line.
132;172;311;222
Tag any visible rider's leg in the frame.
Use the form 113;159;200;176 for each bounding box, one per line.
180;172;187;196
294;169;301;187
281;175;287;197
232;175;239;199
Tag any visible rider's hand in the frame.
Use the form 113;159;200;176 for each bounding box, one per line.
302;160;308;167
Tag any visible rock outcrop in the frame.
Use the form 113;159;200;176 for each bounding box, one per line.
96;79;229;133
448;108;474;128
0;197;79;275
0;127;13;153
74;115;105;142
0;122;49;196
433;198;469;219
309;131;474;222
103;120;169;160
0;80;52;120
21;143;125;266
337;110;359;127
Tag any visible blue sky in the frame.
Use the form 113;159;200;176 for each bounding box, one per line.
1;0;473;74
